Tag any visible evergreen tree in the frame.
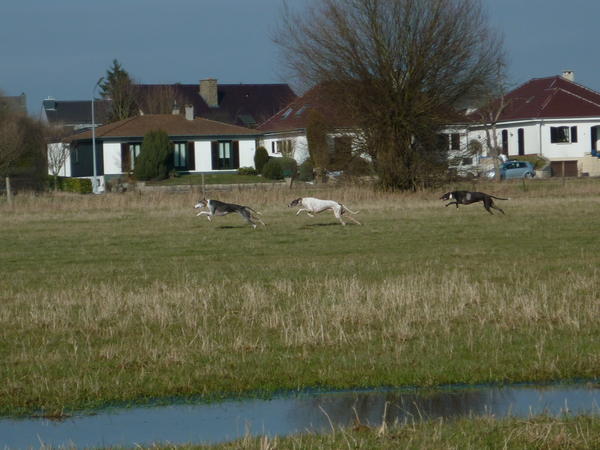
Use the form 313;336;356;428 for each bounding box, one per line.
100;59;138;122
254;146;269;174
134;130;173;180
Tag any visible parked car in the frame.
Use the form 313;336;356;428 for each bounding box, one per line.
486;160;536;179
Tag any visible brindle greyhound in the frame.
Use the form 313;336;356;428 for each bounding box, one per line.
194;198;266;229
440;190;509;215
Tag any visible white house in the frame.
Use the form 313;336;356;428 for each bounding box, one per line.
447;71;600;177
257;85;362;167
53;108;262;190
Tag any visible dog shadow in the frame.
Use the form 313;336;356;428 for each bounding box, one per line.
302;222;352;228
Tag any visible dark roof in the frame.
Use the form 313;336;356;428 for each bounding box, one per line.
482;75;600;122
257;84;354;133
137;83;297;128
42;99;111;127
65;114;261;143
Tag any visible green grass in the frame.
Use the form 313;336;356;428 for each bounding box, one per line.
188;416;600;449
0;180;599;417
146;173;277;185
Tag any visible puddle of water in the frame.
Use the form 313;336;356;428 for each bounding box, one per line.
1;384;599;448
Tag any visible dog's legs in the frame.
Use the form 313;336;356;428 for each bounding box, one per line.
445;201;458;208
346;215;362;225
490;203;505;214
483;202;494;214
254;215;266;227
296;208;315;217
196;211;212;221
340;209;362;225
333;208;347;226
239;210;258;229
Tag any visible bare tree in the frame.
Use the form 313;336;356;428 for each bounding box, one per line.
100;59;138;122
474;85;511;181
305;110;332;182
46;124;72;190
274;0;505;190
137;85;186;115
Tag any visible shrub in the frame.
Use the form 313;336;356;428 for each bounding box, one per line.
254;147;269;174
53;176;93;194
298;159;314;181
346;157;373;176
261;158;284;180
278;157;298;178
238;166;257;176
134;130;173;181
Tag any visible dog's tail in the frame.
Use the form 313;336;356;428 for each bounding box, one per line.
490;196;510;201
341;204;360;215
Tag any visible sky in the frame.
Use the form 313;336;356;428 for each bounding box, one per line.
1;0;599;117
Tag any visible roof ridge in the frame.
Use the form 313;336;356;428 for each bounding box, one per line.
554;86;600;109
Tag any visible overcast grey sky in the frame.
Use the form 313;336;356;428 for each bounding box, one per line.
1;0;599;117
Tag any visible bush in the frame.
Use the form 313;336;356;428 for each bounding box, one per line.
254;147;269;174
278;157;298;178
261;158;284;180
53;176;93;194
134;130;173;181
298;159;314;181
238;166;257;176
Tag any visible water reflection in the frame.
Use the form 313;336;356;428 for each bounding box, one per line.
1;384;599;449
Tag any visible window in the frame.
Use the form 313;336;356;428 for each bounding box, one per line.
121;143;141;172
501;130;508;155
550;126;571;143
450;133;460;151
571;126;578;143
211;141;239;170
518;128;525;156
276;140;294;157
173;142;187;169
130;144;141;169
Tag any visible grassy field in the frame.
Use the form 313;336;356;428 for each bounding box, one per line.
194;416;600;449
1;178;600;417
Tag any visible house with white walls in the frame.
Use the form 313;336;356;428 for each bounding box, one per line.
448;71;600;177
257;85;361;168
52;107;261;190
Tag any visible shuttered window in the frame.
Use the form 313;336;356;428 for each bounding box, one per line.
211;141;240;170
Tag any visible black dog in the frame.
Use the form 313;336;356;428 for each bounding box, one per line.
440;190;508;214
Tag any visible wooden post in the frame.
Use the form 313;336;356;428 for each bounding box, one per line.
5;176;12;207
201;173;206;198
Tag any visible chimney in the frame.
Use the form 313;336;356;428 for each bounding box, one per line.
184;104;194;120
199;78;218;108
562;70;575;82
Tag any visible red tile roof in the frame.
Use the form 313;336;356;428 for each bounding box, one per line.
489;76;600;121
257;85;355;133
65;114;260;142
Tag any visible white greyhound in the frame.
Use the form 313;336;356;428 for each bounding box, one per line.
288;197;361;226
